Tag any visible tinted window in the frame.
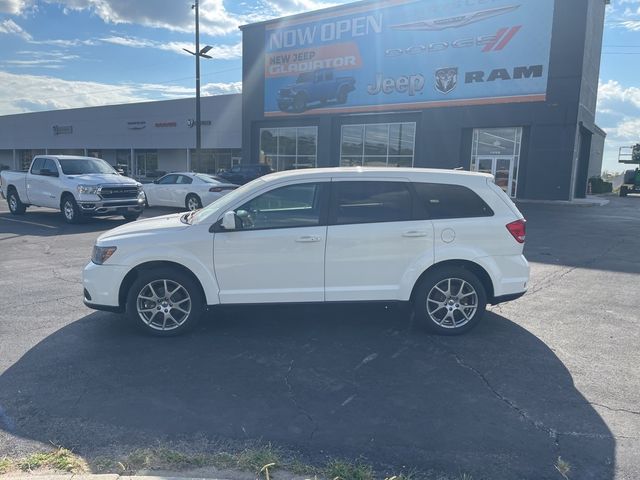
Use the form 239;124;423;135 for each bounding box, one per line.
42;159;57;174
331;181;412;225
30;158;45;175
413;183;494;220
157;174;179;185
234;183;322;230
176;175;193;184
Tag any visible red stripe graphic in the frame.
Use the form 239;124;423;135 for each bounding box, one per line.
494;25;522;51
482;27;508;52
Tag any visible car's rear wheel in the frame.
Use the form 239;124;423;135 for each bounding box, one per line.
125;268;204;336
185;194;202;211
413;266;487;335
7;189;26;215
61;195;83;224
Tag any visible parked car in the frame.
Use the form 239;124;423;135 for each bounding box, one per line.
1;155;144;223
277;68;356;112
216;164;273;185
83;167;529;336
142;172;238;210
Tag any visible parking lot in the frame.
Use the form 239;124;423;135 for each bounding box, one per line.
0;197;639;479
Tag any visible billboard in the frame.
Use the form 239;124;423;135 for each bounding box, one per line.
263;0;555;117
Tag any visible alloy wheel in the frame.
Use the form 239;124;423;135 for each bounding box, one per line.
426;277;478;329
136;279;192;331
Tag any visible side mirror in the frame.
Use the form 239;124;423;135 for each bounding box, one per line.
153;179;159;184
41;168;58;177
221;211;236;230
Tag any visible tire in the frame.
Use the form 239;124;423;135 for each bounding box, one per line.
336;87;349;104
413;266;487;336
61;195;83;224
620;186;628;197
293;93;307;113
125;267;205;336
7;189;26;215
185;193;202;211
123;212;141;221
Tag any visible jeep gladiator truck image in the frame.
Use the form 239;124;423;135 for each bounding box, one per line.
277;68;356;113
0;155;145;224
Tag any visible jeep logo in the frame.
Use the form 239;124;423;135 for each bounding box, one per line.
367;73;425;96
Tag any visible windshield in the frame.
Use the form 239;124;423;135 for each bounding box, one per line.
59;158;116;175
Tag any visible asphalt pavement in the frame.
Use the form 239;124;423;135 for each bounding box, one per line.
0;196;639;479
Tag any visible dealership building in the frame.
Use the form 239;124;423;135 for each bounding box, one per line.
0;0;608;200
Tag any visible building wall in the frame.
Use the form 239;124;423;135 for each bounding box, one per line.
241;0;607;201
0;95;242;151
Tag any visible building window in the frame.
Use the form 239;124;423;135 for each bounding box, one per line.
340;122;416;168
191;148;242;175
471;127;523;198
135;150;159;179
18;150;45;170
259;126;318;171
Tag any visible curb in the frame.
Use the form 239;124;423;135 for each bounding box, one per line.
516;197;610;207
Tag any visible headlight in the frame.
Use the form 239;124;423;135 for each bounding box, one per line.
92;245;117;265
77;185;98;195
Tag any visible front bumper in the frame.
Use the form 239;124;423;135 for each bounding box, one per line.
77;197;144;215
83;261;130;308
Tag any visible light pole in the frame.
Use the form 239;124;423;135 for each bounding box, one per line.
184;0;212;172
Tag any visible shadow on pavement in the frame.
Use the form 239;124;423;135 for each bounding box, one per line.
0;305;614;479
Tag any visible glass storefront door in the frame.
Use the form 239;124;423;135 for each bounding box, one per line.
471;127;522;198
476;156;515;195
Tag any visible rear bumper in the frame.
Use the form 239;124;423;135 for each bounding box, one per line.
491;291;526;305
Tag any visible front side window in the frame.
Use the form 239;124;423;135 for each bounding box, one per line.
259;126;318;171
340;123;416;168
413;183;494;220
330;181;412;225
233;183;322;230
42;159;57;174
157;174;179;185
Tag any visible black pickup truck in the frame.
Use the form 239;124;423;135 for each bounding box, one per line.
277;68;356;113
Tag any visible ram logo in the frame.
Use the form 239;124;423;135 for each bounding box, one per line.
435;67;458;94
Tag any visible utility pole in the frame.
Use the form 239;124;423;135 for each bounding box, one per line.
184;0;212;172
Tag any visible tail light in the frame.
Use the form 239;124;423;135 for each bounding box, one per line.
209;186;236;193
506;219;526;243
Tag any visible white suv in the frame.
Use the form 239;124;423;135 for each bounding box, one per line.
83;168;529;336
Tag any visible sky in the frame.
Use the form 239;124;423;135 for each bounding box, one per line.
0;0;639;173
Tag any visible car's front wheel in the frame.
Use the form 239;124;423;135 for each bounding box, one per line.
413;266;487;335
125;268;205;336
61;195;83;224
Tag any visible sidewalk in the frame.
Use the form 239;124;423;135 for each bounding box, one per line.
516;194;610;207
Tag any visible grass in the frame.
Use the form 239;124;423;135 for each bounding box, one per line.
15;447;85;473
0;458;11;475
0;444;470;480
555;457;571;479
325;459;375;480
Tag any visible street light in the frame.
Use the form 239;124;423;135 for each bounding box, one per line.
184;0;212;172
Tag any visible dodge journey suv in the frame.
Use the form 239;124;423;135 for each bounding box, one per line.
83;168;529;336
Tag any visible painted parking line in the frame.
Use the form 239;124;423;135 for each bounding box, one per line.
0;216;58;229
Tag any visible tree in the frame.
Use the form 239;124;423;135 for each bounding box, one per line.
633;143;640;163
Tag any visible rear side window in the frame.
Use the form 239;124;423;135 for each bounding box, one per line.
330;181;412;225
30;158;44;174
413;183;494;220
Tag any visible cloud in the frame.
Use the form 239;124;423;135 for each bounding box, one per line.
0;0;27;14
2;50;81;69
0;70;241;115
0;19;32;40
100;35;242;59
596;80;640;171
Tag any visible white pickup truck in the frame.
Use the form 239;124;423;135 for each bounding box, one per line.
0;155;145;223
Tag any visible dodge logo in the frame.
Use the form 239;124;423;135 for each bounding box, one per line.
435;67;458;94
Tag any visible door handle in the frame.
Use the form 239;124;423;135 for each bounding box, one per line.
402;230;428;238
296;235;322;243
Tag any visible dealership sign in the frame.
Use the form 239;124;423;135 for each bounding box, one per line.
263;0;555;116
